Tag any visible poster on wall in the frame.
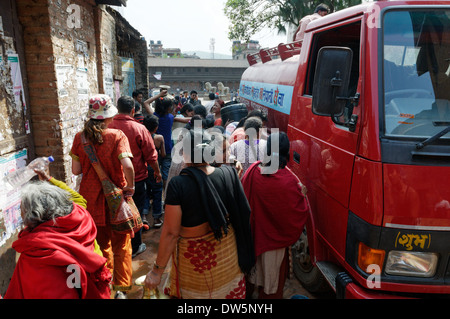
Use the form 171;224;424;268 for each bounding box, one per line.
114;80;121;103
8;54;26;113
103;62;114;102
55;64;74;97
120;57;136;97
0;149;27;247
77;54;89;99
76;69;88;98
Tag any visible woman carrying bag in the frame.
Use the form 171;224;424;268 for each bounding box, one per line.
70;94;136;299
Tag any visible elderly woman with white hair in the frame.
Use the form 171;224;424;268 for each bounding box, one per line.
4;180;111;299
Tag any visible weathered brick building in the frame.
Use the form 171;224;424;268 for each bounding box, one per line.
0;0;147;295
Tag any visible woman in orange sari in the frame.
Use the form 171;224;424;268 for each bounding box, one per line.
70;94;135;299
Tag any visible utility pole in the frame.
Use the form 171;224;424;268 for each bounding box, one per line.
210;38;215;59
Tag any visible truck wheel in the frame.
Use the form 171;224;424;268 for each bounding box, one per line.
292;229;331;294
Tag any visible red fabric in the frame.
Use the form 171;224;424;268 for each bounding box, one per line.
134;113;144;124
5;204;111;299
214;118;223;127
241;162;309;257
109;114;158;182
228;127;245;144
71;128;132;226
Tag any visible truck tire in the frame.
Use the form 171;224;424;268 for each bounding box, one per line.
220;103;248;125
292;229;331;294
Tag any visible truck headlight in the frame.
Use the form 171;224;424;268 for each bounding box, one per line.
385;251;438;277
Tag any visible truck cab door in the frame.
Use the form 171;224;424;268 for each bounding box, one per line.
288;18;363;258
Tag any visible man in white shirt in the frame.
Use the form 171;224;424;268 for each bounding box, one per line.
230;117;267;176
203;93;216;114
293;3;329;42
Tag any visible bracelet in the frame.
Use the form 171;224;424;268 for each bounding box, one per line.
153;261;166;270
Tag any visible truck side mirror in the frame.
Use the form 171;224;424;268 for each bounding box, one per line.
312;47;353;117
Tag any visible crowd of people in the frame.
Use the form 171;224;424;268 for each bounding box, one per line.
3;88;309;300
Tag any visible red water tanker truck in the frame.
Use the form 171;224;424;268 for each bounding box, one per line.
239;0;450;298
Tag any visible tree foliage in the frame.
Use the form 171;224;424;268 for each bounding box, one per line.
224;0;363;42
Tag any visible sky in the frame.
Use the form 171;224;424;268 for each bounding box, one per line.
121;0;288;56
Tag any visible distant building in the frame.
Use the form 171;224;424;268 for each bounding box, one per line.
149;40;182;58
232;40;261;60
183;53;201;59
149;40;164;57
148;58;249;95
163;48;182;58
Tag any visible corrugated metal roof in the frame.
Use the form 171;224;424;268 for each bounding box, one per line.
147;58;249;68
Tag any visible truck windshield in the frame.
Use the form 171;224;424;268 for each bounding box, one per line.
383;10;450;139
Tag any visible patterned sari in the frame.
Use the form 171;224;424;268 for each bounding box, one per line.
164;226;246;299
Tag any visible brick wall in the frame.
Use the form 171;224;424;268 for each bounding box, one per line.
13;1;147;186
17;0;99;183
0;0;144;296
108;6;148;97
95;5;118;102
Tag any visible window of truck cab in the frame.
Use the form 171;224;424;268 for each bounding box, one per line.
305;20;362;123
382;9;450;139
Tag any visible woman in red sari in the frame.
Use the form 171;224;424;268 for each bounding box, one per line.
241;131;309;299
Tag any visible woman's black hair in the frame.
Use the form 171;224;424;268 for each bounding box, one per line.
243;117;262;141
143;114;159;132
179;103;194;115
154;97;173;115
134;101;141;112
185;115;205;130
265;131;290;169
204;116;215;129
236;109;267;128
182;129;216;164
193;105;207;118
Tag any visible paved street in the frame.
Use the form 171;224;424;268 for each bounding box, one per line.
125;220;333;300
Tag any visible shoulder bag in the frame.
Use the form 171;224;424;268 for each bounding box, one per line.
81;133;143;237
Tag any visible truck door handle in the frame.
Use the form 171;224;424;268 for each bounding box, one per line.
293;151;300;164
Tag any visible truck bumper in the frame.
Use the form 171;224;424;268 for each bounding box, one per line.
343;282;413;299
336;273;414;299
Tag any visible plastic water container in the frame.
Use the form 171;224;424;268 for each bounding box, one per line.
220;103;248;125
4;156;54;189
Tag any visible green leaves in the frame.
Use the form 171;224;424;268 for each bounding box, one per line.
224;0;363;42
